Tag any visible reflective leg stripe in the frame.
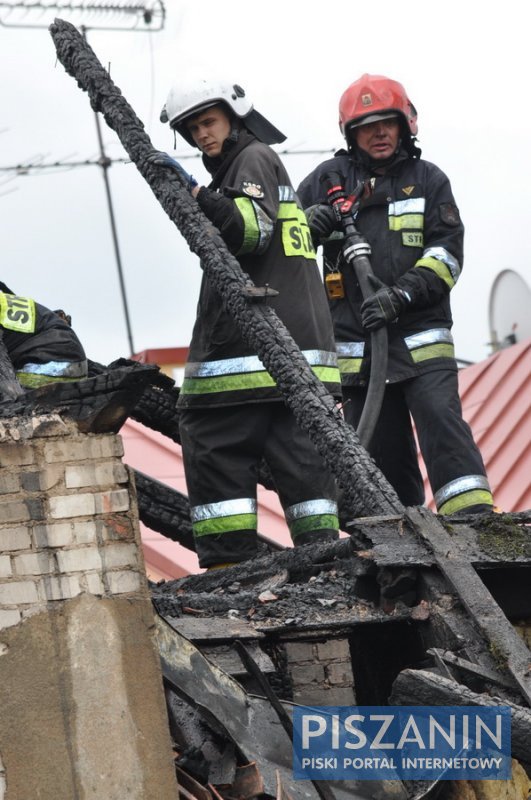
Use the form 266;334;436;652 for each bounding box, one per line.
336;341;364;375
415;246;461;289
284;499;339;539
191;498;257;538
435;475;494;515
181;350;340;396
404;329;455;364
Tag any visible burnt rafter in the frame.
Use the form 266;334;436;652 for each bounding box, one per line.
48;17;403;520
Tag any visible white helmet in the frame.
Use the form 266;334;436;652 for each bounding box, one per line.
160;77;286;147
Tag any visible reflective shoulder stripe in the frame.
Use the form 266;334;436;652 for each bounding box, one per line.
234;197;274;255
0;294;36;334
405;329;455;364
415;246;461;289
278;185;296;203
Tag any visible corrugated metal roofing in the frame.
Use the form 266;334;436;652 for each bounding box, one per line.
420;337;531;512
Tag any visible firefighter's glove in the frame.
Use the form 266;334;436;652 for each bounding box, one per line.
361;275;411;331
305;204;340;242
146;150;198;192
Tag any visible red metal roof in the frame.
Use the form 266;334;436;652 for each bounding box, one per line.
419;337;531;512
132;347;189;366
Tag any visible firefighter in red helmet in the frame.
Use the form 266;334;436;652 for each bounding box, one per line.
298;74;494;515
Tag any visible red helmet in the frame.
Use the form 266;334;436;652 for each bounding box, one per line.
339;74;418;139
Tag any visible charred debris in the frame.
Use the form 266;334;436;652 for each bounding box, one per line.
0;15;528;800
1;356;531;800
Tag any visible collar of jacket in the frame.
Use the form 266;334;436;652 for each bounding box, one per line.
202;128;257;189
350;144;412;177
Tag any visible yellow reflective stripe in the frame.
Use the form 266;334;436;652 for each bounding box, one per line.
338;357;362;374
181;371;275;395
17;373;80;388
181;364;339;395
277;201;301;220
312;365;341;384
234;196;260;253
193;513;257;537
438;490;494;515
415;256;456;289
280;203;315;258
0;294;36;334
290;514;339;539
388;214;424;231
410;343;455;363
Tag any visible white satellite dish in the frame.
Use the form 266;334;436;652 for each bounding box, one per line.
488;269;531;351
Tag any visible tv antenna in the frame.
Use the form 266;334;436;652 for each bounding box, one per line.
0;1;165;31
488;269;531;353
1;0;167;355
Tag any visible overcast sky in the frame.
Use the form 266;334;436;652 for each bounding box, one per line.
1;0;530;368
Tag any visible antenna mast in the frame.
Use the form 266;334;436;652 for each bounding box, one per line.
1;0;167;356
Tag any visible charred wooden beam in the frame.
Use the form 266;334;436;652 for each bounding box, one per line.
49;17;403;521
390;668;531;770
405;507;531;707
346;512;531;568
0;363;161;433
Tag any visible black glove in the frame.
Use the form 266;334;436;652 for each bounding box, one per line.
361;275;411;331
146;150;198;192
305;204;340;241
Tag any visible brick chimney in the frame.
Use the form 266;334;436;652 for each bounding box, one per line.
0;414;178;799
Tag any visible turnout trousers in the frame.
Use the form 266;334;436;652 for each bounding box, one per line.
179;402;339;568
343;368;493;514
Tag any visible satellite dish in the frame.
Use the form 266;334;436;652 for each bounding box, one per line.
488;269;531;350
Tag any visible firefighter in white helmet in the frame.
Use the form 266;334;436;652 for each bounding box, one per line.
298;74;494;516
154;77;341;569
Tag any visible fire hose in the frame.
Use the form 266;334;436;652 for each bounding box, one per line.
321;173;388;450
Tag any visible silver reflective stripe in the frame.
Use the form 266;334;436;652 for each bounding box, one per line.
404;329;454;350
191;498;257;523
285;499;338;522
186;350;337;378
279;185;296;202
434;475;491;508
423;246;461;282
17;359;88;377
336;342;365;357
254;201;274;254
303;350;338;367
388;198;426;216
